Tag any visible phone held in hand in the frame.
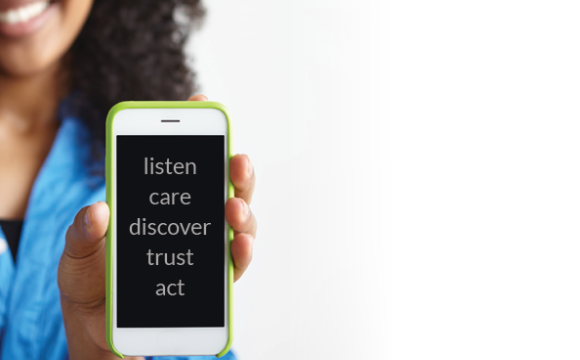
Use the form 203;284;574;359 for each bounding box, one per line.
105;102;234;357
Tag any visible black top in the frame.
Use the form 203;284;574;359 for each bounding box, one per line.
0;219;24;263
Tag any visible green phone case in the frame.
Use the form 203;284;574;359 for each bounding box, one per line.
105;101;234;358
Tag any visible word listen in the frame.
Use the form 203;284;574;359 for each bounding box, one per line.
144;157;196;175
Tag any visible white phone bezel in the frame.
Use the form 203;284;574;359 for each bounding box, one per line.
111;108;229;356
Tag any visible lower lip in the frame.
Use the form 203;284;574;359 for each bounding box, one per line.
0;2;58;39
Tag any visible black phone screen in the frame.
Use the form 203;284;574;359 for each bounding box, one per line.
116;135;225;328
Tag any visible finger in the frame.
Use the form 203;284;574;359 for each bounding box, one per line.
231;233;254;282
230;154;255;205
187;94;208;101
225;197;257;238
65;201;110;259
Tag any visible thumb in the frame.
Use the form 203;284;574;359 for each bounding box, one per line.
65;201;110;259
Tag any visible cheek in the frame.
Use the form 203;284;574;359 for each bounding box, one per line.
0;0;93;77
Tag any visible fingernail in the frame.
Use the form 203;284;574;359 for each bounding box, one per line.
245;155;253;177
84;206;93;228
244;201;250;217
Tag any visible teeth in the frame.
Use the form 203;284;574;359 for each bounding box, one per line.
0;1;50;24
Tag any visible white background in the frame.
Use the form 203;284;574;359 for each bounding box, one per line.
388;1;580;359
192;0;580;359
189;1;388;359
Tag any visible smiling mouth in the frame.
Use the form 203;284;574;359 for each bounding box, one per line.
0;1;51;24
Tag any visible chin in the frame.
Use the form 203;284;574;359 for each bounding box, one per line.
0;50;60;77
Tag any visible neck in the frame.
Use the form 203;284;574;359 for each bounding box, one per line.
0;62;66;133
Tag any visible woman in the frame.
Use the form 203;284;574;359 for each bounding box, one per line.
0;0;257;359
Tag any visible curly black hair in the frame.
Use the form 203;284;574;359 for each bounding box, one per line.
66;0;205;157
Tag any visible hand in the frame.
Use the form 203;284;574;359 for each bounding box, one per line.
57;95;257;359
189;95;257;282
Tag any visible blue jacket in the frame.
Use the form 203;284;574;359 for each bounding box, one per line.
0;115;236;360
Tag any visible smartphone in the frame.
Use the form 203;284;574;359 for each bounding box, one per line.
105;101;233;357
